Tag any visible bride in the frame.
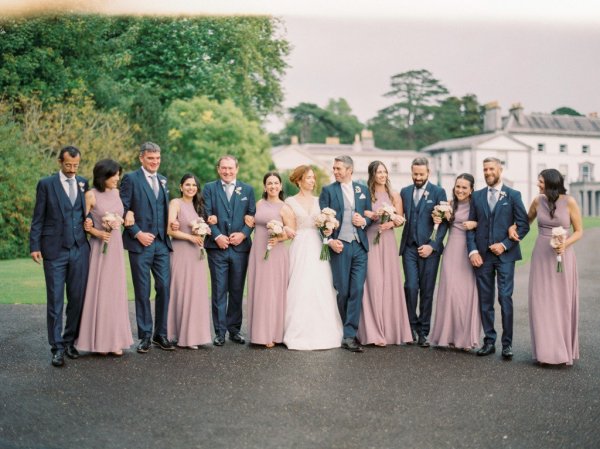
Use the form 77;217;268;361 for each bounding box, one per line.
283;165;343;350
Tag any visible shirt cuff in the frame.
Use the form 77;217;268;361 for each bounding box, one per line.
468;250;479;257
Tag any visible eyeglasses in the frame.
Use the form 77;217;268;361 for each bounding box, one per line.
62;163;80;169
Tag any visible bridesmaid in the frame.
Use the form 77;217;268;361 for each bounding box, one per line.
358;161;413;347
167;174;213;349
246;172;294;348
76;159;133;356
512;169;582;365
429;173;481;351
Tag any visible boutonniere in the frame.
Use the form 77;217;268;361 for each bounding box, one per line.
354;185;361;193
78;181;85;192
235;186;242;196
423;190;429;199
498;191;507;200
160;179;167;187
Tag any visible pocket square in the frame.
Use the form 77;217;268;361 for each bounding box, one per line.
426;200;433;203
359;193;366;199
241;197;248;201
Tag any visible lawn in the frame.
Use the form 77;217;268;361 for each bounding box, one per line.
2;217;599;304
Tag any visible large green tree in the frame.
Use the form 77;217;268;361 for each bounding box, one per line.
164;96;272;193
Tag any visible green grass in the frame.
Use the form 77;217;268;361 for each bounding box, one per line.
2;217;599;305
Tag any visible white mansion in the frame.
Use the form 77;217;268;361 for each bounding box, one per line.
423;103;600;216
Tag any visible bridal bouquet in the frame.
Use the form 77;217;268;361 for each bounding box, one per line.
315;207;339;261
191;217;210;260
430;201;453;241
550;226;567;272
373;203;397;245
264;219;285;260
101;212;124;254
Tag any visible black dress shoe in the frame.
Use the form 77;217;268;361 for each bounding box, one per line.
502;345;513;359
213;335;225;346
152;335;175;350
477;343;496;356
417;335;430;348
137;337;152;353
51;351;65;367
229;333;246;344
341;338;364;353
65;345;79;359
407;329;418;345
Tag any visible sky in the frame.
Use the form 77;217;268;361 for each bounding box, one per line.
3;0;600;131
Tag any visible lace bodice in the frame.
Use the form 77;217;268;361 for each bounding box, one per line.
285;196;319;231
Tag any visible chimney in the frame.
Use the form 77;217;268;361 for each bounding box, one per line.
352;134;362;152
290;135;299;145
483;101;501;132
361;129;375;150
588;112;598;119
509;103;524;124
325;137;340;145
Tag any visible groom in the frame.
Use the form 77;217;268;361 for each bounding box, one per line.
319;155;372;352
467;157;529;359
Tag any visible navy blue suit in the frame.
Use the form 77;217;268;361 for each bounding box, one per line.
399;182;448;338
30;173;90;353
319;181;372;339
203;179;256;337
466;185;529;347
120;168;172;339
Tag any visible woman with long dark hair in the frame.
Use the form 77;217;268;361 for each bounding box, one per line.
429;173;481;351
167;173;214;349
76;159;133;356
358;160;412;346
515;169;582;365
246;172;294;348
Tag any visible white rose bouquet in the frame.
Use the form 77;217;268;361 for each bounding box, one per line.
101;212;124;254
315;207;339;261
373;203;396;245
265;219;285;260
191;217;211;260
550;226;568;273
430;201;453;241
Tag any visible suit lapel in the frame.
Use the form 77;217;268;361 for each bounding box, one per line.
51;174;70;218
139;169;157;214
230;183;239;215
217;181;230;211
334;182;344;216
481;189;490;219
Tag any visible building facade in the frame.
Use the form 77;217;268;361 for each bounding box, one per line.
422;103;600;216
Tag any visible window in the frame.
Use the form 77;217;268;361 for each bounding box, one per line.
580;163;593;182
559;164;568;181
391;162;399;173
448;154;453;169
582;145;590;154
559;144;567;153
458;151;464;167
537;143;545;152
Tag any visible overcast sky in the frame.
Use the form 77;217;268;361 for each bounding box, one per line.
269;14;600;130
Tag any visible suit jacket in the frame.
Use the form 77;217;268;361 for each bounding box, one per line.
318;181;372;252
29;173;89;260
466;185;529;263
203;179;256;252
399;182;448;255
120;168;173;253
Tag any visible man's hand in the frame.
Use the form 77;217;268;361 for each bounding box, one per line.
215;235;229;249
229;232;246;246
351;212;366;228
417;244;433;258
489;243;505;256
31;251;43;264
328;239;344;254
136;232;155;247
470;253;483;268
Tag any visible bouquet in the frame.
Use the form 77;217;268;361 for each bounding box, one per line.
191;217;210;260
373;203;396;245
264;219;285;260
315;207;339;261
101;212;124;254
430;201;453;241
550;226;567;273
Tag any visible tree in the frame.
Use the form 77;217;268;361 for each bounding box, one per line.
164;96;272;193
552;107;583;116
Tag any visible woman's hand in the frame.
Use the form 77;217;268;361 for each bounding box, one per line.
109;220;121;230
189;235;204;246
284;226;296;239
432;215;442;225
507;224;519;241
392;214;405;227
463;220;478;231
207;215;218;225
244;215;255;228
98;230;111;243
322;228;333;237
84;218;93;232
268;237;279;247
379;221;394;232
124;211;135;227
364;210;379;221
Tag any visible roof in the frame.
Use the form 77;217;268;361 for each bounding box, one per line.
421;132;528;152
506;112;600;137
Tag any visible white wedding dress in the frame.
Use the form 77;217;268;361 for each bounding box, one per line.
283;196;343;350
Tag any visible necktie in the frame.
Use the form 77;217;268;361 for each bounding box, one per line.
488;188;497;212
414;188;422;205
342;183;354;208
67;178;76;206
150;175;159;198
224;183;234;201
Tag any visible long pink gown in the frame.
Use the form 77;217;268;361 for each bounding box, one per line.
246;201;288;345
76;189;133;353
429;200;481;349
358;191;413;345
529;195;579;365
167;199;212;347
